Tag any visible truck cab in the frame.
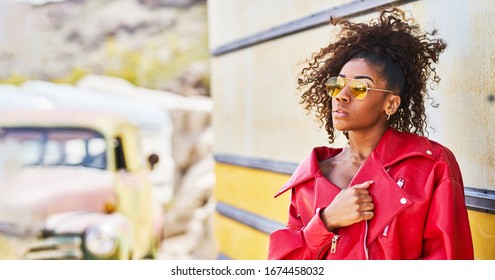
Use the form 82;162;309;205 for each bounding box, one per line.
0;110;163;259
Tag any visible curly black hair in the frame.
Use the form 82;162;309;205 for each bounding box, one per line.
298;8;447;144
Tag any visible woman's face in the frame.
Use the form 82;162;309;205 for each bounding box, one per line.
331;58;397;133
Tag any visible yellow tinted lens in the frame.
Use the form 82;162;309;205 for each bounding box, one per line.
349;79;368;100
326;77;345;97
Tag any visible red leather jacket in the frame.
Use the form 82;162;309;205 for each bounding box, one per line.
268;128;474;260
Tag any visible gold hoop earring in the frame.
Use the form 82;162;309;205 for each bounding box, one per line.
386;113;391;121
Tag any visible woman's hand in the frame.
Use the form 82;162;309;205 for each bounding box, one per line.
320;181;374;232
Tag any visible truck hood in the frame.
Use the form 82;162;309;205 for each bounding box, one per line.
0;167;115;236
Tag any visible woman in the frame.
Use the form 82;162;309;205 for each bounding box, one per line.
268;8;474;260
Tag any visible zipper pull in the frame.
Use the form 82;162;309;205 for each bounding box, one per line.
330;234;339;253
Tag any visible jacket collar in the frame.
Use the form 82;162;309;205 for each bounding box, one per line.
374;127;435;167
274;146;341;197
274;128;435;198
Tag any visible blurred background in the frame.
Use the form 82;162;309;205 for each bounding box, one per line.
1;0;494;261
0;0;214;260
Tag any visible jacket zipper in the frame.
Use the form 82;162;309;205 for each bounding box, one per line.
314;234;339;259
330;234;340;253
314;240;331;259
364;221;369;260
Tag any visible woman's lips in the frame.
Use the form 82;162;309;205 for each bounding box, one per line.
332;108;348;118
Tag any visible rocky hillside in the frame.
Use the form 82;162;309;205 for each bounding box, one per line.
0;0;209;96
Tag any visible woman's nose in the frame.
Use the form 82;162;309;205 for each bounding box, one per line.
335;85;351;103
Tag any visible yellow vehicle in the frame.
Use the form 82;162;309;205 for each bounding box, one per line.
0;109;163;259
209;0;495;259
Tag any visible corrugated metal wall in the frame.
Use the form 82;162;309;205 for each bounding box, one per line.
210;0;495;191
209;0;495;259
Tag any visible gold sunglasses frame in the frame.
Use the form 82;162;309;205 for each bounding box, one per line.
326;76;395;100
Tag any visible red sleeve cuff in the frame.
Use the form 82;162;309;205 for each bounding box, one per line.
302;207;335;252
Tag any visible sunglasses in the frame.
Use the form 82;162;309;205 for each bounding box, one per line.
326;76;394;100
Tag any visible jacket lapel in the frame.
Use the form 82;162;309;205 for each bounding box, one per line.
349;150;413;247
274;128;437;250
274;147;342;198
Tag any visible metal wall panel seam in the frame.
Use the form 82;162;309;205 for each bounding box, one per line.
215;202;286;235
215;154;298;175
211;0;418;56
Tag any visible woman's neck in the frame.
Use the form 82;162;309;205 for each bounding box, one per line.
346;127;388;161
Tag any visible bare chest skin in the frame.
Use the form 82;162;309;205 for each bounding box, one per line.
318;151;364;190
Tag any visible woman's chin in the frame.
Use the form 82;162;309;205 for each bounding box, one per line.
333;122;351;132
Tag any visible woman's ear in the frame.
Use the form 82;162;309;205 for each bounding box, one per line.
387;95;401;115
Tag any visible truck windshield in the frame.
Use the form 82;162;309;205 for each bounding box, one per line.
0;127;107;170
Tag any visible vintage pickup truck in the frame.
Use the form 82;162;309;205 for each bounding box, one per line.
0;110;164;259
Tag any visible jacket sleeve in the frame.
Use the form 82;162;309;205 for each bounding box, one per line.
268;189;335;260
420;150;474;260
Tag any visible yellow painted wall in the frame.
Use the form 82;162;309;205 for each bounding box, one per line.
214;163;291;260
214;214;271;260
468;210;495;260
214;163;290;223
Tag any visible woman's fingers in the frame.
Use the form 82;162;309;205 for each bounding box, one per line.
353;181;373;195
361;211;375;220
322;181;376;230
353;180;373;189
358;194;373;203
359;202;374;212
355;183;374;221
